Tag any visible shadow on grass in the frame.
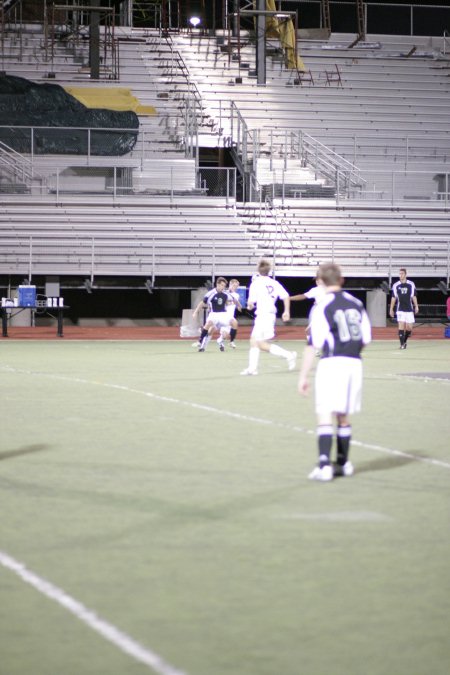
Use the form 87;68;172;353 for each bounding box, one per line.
355;455;416;474
0;444;50;462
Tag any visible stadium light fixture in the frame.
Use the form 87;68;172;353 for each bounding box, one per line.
189;16;201;28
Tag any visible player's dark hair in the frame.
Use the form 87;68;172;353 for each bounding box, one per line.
399;267;407;274
216;276;227;285
258;259;271;276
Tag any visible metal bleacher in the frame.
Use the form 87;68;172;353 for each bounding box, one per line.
171;29;450;201
0;10;449;283
0;196;259;278
165;27;450;280
238;202;449;278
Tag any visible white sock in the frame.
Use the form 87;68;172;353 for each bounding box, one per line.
248;347;260;371
269;344;290;359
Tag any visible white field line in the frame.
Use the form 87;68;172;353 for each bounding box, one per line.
2;365;450;470
0;364;448;672
0;551;187;675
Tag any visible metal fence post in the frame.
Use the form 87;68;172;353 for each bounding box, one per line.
91;237;95;285
447;240;450;287
28;236;33;283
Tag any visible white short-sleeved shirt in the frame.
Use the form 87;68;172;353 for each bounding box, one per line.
226;291;240;317
304;285;327;304
248;275;289;316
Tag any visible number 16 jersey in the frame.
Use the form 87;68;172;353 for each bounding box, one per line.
309;290;372;359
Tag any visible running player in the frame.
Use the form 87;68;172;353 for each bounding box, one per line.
192;277;232;352
221;278;242;349
241;259;297;375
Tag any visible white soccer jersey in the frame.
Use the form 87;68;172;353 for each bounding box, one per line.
226;290;240;317
248;276;289;316
305;285;327;304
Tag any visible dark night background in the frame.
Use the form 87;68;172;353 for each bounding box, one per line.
199;1;450;37
101;1;450;37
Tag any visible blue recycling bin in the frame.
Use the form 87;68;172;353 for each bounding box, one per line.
237;286;247;307
18;285;36;307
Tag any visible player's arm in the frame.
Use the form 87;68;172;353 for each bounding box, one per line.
389;294;396;318
246;290;255;312
281;296;291;322
290;293;307;302
298;344;315;396
412;294;419;314
361;309;372;345
192;300;206;318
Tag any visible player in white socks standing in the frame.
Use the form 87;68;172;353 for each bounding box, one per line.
389;268;419;349
298;263;372;481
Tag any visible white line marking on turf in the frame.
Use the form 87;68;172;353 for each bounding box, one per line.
278;511;392;522
2;365;450;471
0;550;187;675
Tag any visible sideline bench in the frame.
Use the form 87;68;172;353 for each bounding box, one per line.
415;304;448;325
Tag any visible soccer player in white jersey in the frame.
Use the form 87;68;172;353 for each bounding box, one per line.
290;279;327;307
298;263;372;482
290;277;327;354
220;278;242;349
241;259;297;375
389;268;419;349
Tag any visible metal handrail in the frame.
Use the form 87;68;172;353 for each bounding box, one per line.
229;102;365;193
0;139;39;185
443;29;450;56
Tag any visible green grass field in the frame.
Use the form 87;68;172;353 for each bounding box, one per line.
1;338;449;675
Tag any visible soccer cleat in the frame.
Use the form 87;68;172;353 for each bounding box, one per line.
333;461;354;477
240;368;258;376
219;343;225;352
198;347;205;352
287;351;297;371
229;341;236;349
401;342;407;349
308;465;333;482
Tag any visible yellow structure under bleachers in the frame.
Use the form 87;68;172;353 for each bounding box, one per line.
64;87;157;115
